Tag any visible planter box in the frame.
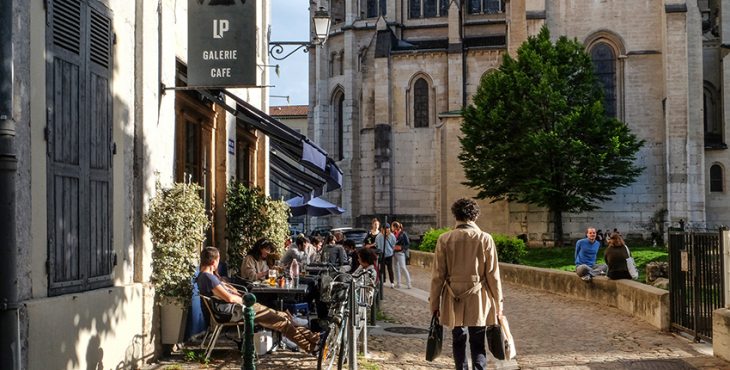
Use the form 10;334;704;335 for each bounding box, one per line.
160;297;189;345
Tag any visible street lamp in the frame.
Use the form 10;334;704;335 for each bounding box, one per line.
268;7;332;61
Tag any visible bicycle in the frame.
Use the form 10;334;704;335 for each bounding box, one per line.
317;266;375;370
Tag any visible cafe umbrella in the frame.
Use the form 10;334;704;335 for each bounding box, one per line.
285;196;345;217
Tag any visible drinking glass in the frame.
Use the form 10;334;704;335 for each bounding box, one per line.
268;269;277;286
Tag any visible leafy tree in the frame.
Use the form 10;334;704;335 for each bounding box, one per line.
460;26;644;246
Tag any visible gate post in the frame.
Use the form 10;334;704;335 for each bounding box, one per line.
722;227;730;308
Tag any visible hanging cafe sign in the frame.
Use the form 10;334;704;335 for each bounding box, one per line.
188;0;256;87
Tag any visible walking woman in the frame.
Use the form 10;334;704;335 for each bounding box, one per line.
364;218;380;248
430;198;503;370
604;232;632;280
375;223;397;288
391;221;412;289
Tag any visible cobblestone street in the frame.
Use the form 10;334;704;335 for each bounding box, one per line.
145;265;730;370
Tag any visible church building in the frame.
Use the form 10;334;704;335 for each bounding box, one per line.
308;0;729;244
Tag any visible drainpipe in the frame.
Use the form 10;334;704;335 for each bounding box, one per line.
0;1;20;370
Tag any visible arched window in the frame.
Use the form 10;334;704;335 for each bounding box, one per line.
711;164;723;192
414;78;430;128
410;0;445;18
328;90;345;162
704;83;723;146
590;42;617;118
339;51;345;76
467;0;503;14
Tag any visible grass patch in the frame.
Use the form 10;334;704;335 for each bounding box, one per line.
375;307;395;323
520;244;668;283
358;359;380;370
164;366;183;370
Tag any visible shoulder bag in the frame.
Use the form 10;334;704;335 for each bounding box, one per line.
625;245;639;280
425;312;443;361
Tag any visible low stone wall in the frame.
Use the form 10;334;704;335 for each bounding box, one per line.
410;250;435;270
500;264;669;331
411;250;669;331
714;309;730;363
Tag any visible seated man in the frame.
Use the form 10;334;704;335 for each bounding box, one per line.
575;227;608;282
321;234;347;268
198;246;325;354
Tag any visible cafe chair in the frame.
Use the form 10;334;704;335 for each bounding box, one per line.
199;293;245;360
284;302;310;329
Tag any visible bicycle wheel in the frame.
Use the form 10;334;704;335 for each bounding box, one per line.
317;321;340;370
337;314;350;370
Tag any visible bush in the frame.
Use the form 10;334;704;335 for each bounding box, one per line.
492;234;527;264
419;227;451;253
145;180;209;307
225;179;292;270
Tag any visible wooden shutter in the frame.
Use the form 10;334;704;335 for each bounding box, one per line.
47;0;114;296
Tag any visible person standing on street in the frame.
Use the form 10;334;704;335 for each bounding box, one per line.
364;218;380;248
575;227;608;282
375;223;397;288
391;221;412;289
430;198;503;370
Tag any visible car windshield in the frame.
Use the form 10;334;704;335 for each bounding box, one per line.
343;230;367;243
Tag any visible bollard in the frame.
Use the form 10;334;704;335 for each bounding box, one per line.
349;280;357;370
242;293;257;370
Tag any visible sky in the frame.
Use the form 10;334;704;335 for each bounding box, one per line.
269;0;312;106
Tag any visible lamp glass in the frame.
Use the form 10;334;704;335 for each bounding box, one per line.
312;8;331;42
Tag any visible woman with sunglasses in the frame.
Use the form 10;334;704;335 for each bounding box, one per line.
241;238;276;281
603;232;632;280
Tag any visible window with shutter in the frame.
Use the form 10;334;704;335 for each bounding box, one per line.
46;0;114;296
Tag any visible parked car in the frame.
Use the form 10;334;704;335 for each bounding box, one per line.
331;227;368;248
309;226;333;238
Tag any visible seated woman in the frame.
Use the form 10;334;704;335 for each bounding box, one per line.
604;232;632;280
198;246;325;354
241;238;274;281
352;247;378;281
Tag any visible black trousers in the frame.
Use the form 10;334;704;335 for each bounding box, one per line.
452;326;487;370
383;256;394;283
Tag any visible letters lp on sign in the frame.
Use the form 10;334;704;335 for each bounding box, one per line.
188;0;256;87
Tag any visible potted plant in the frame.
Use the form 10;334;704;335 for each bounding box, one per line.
145;180;209;344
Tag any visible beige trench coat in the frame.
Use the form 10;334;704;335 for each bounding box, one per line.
429;221;503;328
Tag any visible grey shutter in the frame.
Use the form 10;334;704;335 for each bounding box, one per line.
47;0;113;296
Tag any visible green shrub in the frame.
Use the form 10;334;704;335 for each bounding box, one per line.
492;234;527;264
145;180;209;307
225;179;292;270
420;227;451;253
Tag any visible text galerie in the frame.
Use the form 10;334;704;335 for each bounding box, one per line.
205;19;236;78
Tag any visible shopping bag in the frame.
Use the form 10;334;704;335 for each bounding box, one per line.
625;246;639;280
499;315;516;360
425;313;443;361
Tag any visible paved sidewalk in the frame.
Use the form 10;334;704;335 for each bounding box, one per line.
143;264;730;369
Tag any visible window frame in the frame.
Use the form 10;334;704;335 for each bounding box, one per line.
710;164;724;193
585;32;626;122
406;73;435;128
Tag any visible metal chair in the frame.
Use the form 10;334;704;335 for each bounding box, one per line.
198;294;245;360
284;302;310;329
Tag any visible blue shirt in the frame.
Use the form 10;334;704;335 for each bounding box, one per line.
375;233;396;258
197;271;231;297
575;238;601;267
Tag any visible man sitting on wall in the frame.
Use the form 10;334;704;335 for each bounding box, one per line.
575;227;608;282
198;246;325;353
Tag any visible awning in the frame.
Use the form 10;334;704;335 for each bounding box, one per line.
196;89;343;199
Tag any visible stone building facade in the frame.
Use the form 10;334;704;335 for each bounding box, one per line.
309;0;730;244
3;0;275;368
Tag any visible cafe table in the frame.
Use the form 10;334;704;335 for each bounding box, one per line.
304;266;328;276
250;281;308;312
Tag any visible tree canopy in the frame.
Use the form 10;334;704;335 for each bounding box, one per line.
459;26;644;244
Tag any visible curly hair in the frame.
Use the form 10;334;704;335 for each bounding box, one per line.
451;198;481;222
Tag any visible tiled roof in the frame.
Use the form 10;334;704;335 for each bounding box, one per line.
269;105;309;117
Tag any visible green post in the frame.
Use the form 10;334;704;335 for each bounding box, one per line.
242;293;257;370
